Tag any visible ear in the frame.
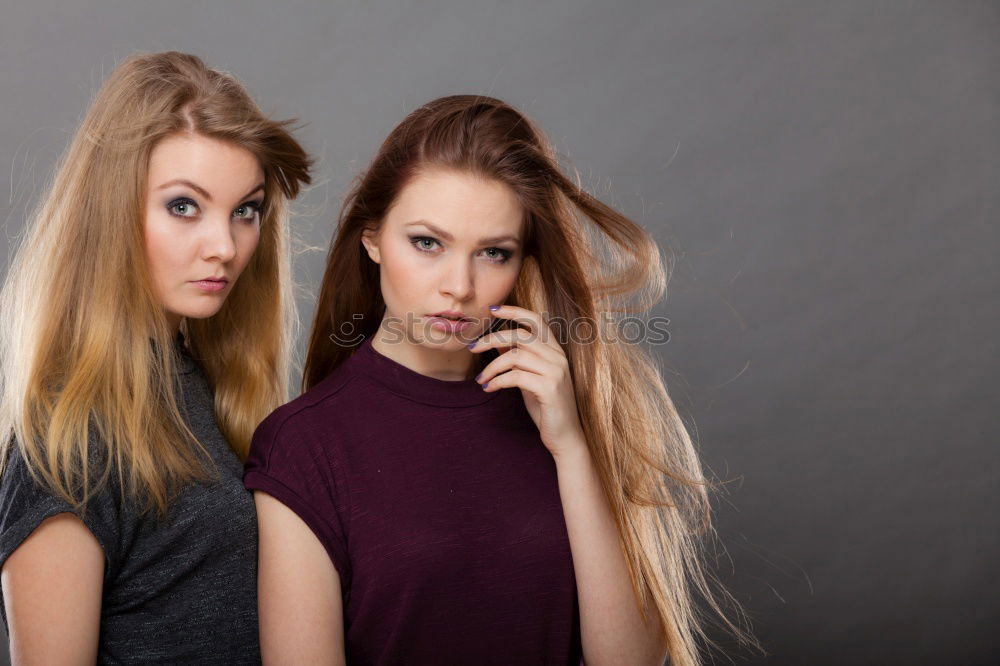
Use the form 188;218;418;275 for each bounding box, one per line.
361;228;381;264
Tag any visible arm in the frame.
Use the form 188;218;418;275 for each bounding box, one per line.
553;439;668;666
473;304;668;665
254;490;346;666
1;512;104;665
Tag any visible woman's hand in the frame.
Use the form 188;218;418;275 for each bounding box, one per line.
468;304;587;460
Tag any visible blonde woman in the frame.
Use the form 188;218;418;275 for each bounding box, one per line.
0;51;310;663
245;95;755;665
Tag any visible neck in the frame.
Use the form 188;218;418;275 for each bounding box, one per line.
370;318;478;382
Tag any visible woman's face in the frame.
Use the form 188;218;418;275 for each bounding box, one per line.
143;132;264;332
361;167;524;354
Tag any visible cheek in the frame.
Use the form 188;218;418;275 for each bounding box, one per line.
483;261;522;300
378;240;422;298
143;212;181;277
233;226;262;274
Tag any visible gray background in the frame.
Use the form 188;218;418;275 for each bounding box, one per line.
1;1;997;664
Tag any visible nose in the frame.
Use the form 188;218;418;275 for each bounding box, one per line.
439;255;475;302
200;213;238;264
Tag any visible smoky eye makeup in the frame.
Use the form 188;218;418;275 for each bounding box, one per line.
407;235;515;264
162;195;266;222
233;199;264;221
483;247;515;263
409;235;440;252
166;196;199;218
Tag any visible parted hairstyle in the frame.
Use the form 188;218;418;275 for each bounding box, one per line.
0;51;311;517
303;95;757;665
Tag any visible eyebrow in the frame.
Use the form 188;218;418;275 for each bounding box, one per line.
404;220;521;247
156;179;265;203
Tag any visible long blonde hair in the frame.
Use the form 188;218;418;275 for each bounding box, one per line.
0;51;312;517
304;95;757;664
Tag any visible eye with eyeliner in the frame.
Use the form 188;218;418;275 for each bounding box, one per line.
167;197;199;219
407;235;514;264
233;200;263;222
482;247;514;263
164;196;263;222
409;235;440;253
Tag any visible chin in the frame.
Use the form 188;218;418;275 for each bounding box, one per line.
426;336;471;350
419;327;483;350
177;305;227;321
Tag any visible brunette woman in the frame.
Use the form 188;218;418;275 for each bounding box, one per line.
245;95;751;665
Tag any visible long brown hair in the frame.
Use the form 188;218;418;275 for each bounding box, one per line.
304;95;755;664
0;51;312;517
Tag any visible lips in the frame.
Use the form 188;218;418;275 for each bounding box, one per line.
191;277;229;293
427;315;475;334
429;310;471;321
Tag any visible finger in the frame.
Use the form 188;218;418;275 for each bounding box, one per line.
487;304;546;334
482;368;551;397
483;337;561;367
476;346;555;386
469;327;535;353
471;326;563;363
475;337;564;376
487;304;563;354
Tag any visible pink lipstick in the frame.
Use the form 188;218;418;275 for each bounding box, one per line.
192;278;229;293
427;310;475;334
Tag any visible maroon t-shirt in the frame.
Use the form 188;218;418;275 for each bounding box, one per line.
244;336;583;664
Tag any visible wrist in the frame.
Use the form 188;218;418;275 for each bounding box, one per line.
550;429;591;468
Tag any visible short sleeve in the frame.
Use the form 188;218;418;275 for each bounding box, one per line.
0;442;122;627
243;408;352;594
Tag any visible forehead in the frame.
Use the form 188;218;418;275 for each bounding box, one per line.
386;168;523;240
147;133;263;189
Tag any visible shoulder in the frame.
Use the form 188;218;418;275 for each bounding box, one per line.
247;359;361;468
1;436;115;505
0;438;122;576
255;361;359;442
0;441;60;516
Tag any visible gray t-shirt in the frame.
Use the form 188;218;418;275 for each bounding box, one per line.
0;341;260;664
